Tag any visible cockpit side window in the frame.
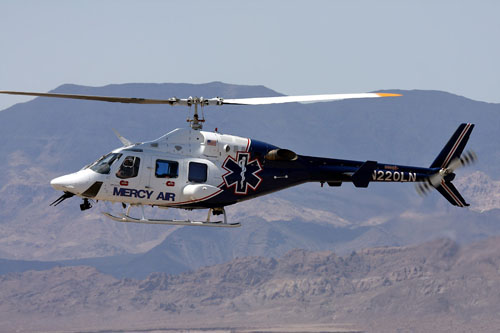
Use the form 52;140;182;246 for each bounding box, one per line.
188;162;207;183
155;160;179;178
116;156;140;179
89;153;122;175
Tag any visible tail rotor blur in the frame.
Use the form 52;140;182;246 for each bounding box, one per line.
416;150;477;197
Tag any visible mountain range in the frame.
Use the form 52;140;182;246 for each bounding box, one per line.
0;82;500;278
2;237;500;332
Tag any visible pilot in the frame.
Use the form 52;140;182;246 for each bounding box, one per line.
116;156;135;179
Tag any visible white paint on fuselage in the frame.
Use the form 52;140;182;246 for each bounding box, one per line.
51;128;250;207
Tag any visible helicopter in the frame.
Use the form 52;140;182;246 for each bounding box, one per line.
0;90;476;227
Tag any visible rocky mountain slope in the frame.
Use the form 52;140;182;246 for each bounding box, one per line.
2;237;500;332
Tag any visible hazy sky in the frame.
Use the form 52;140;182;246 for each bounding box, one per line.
1;0;499;110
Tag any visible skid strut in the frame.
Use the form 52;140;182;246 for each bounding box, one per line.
102;206;240;228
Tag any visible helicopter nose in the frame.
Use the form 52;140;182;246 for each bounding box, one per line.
50;175;75;191
50;171;92;194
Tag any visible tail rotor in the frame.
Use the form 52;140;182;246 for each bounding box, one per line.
416;150;477;197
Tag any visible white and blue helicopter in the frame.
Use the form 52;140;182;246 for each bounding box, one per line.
0;90;476;227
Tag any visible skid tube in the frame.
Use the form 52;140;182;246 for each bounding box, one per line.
102;205;241;228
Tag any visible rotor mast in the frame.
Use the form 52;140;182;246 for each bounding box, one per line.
186;97;207;130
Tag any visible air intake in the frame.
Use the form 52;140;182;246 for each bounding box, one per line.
265;149;297;161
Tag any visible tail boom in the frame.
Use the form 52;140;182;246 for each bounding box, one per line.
301;123;475;207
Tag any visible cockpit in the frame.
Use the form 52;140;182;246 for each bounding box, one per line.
88;153;122;174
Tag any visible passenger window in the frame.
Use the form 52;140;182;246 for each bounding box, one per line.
116;156;140;179
188;162;207;183
155;160;179;178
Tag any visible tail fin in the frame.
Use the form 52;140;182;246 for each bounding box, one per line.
430;123;475;207
430;123;474;169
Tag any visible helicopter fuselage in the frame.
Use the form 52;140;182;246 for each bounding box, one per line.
50;127;440;211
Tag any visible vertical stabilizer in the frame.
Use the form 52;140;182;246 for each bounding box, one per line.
430;123;474;169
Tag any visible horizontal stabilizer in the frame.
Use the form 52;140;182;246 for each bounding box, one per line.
352;160;377;188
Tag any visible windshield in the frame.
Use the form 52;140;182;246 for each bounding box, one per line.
88;153;122;174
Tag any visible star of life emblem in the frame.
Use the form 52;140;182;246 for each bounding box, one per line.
222;152;263;195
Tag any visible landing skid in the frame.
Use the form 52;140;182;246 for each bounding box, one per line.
102;206;240;228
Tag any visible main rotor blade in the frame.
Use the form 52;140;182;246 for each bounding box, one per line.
0;90;401;107
0;91;179;104
221;93;401;105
